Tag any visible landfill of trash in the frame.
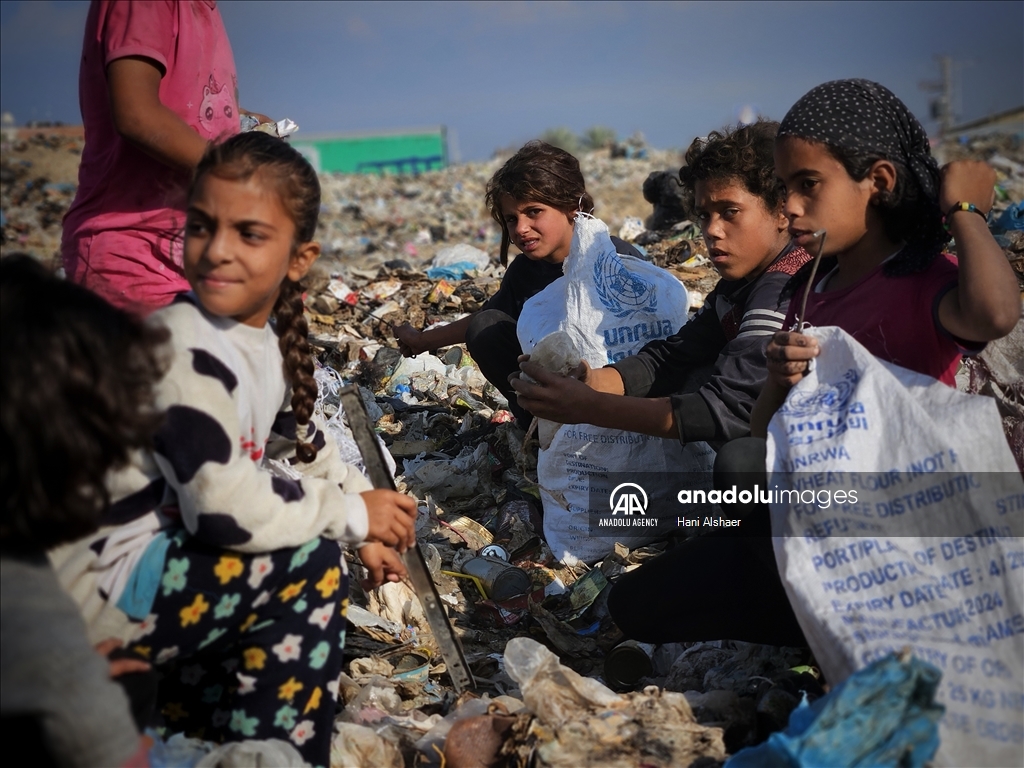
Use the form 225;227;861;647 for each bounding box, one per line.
2;124;1022;767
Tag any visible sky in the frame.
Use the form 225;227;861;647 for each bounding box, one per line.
1;0;1021;161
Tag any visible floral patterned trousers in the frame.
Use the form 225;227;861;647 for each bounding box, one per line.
129;533;349;767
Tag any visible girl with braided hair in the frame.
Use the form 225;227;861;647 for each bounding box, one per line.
53;131;416;766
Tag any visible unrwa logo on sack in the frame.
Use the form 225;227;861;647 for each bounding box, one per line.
610;483;648;515
594;252;656;318
781;369;869;446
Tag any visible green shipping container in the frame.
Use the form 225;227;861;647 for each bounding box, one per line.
290;127;448;175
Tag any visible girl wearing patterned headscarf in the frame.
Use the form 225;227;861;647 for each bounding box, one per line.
750;78;1018;435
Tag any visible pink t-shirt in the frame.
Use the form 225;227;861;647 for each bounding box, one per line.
62;0;238;311
783;252;980;386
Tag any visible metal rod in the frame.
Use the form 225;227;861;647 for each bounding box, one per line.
795;229;827;330
338;385;476;693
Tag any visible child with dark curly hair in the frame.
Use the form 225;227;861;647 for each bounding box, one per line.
393;140;641;423
53;132;418;767
1;255;165;767
515;120;810;450
514;120;817;647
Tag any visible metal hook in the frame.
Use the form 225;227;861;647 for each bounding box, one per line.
794;229;827;330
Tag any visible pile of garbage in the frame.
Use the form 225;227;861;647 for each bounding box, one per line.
0;125;679;270
2;125;1020;766
306;318;826;766
0;130;82;266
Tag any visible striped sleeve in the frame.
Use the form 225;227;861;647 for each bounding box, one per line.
735;307;788;339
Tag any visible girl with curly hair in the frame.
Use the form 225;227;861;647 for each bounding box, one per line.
2;255;164;767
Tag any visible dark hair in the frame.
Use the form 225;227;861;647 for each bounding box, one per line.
0;256;168;553
825;141;948;274
190;132;321;462
779;141;949;301
485;141;594;266
679;119;783;218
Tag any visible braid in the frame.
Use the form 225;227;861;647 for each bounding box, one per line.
274;279;318;462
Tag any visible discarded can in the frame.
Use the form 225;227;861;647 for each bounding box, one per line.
390;649;431;684
604;640;655;689
461;556;531;601
480;544;510;561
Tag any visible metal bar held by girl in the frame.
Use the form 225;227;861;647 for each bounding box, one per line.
338;384;475;693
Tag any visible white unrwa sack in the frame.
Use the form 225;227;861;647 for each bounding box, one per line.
518;215;715;565
766;326;1024;768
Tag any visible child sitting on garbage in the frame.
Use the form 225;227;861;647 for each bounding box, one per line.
513;120;812;452
62;0;268;313
754;78;1018;425
603;80;1020;648
1;255;161;767
52;132;417;767
393;140;641;424
513;120;815;647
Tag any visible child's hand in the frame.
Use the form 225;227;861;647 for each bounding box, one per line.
357;542;407;589
95;638;151;678
360;489;417;551
938;160;996;214
766;331;820;389
393;323;426;357
512;359;593;422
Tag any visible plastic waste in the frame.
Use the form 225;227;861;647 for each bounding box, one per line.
517;214;714;564
401;443;491;501
426;262;481;280
503;637;727;767
196;739;306;767
992;199;1024;231
430;243;491;271
330;722;403;768
147;731;307;768
726;652;944;768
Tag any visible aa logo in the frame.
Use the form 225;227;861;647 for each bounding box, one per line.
610;483;648;515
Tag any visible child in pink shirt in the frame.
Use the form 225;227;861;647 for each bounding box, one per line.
63;0;258;313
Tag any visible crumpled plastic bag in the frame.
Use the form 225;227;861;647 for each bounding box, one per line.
402;442;491;501
148;731;307;767
520;330;582;449
503;637;726;767
330;722;403;768
430;243;491;270
726;652;944;768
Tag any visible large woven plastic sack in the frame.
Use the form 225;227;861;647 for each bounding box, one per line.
517;214;714;564
766;325;1024;768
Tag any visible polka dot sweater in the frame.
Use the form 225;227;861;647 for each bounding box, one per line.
52;296;371;629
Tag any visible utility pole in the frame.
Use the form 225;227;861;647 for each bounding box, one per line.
920;55;954;139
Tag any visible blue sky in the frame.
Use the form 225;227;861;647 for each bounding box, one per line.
2;1;1021;161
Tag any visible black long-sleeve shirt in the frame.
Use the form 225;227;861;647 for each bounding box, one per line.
611;245;811;448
